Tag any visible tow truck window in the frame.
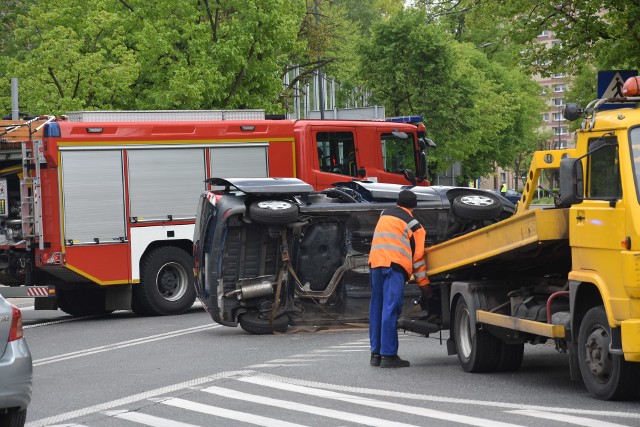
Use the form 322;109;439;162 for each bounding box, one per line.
381;133;416;174
630;127;640;202
316;132;357;177
587;136;621;199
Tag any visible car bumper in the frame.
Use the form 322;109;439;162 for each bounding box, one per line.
0;338;33;411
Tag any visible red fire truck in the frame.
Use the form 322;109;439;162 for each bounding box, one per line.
0;111;432;316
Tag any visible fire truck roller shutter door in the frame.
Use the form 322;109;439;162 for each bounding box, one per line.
61;150;126;244
127;148;206;220
209;144;269;178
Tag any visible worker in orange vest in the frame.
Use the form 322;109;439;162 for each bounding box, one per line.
368;189;430;368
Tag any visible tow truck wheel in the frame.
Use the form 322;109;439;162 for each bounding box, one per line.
453;296;500;372
56;287;112;316
239;311;289;335
249;200;299;225
133;246;196;316
496;342;524;372
578;306;640;400
452;193;502;220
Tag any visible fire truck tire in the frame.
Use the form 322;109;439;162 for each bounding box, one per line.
496;342;524;372
56;288;112;317
1;408;26;427
452;193;502;220
577;306;640;400
133;247;196;316
453;296;500;373
239;311;289;335
249;200;299;225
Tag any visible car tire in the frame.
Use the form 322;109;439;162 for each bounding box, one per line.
249;200;299;225
56;287;112;317
577;306;640;400
132;246;197;316
239;311;289;335
452;193;503;220
0;407;27;427
453;296;500;372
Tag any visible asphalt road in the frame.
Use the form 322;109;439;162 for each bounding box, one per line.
14;304;640;427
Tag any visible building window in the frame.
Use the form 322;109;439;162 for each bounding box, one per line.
554;84;566;92
553;73;565;78
538;30;550;37
542;113;549;122
552;41;562;47
554;98;564;106
552;112;564;121
553;126;568;135
540;85;548;95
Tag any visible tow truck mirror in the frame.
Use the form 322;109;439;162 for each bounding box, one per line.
563;103;584;122
558;157;584;206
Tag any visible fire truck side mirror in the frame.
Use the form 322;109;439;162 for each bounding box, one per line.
558;157;584;207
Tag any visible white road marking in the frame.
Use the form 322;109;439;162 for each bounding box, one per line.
329;345;370;348
158;397;307;427
33;324;220;366
311;348;367;352
238;375;523;427
246;363;311;368
201;385;419;427
24;370;252;427
245;372;640;420
104;409;200;427
507;410;632;427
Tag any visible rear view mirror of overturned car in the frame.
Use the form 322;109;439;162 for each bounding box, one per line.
193;178;514;335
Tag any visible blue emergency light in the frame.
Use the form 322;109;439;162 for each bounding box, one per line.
386;116;424;124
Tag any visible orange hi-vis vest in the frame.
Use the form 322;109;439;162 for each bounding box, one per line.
368;206;429;287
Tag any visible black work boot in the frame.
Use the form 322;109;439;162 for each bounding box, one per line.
370;353;381;366
380;355;410;368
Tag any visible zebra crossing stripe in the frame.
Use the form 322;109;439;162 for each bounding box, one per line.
238;374;524;427
104;410;200;427
201;385;418;427
160;397;307;427
506;410;631;427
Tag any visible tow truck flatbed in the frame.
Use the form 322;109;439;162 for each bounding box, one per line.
426;208;570;278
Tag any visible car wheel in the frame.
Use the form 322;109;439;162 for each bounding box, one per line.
133;246;197;316
453;296;500;372
239;311;289;335
0;407;27;427
249;200;299;225
578;306;640;400
56;287;112;316
452;193;503;220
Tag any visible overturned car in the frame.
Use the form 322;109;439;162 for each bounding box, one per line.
193;178;514;334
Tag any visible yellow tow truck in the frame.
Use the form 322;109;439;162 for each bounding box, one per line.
418;77;640;400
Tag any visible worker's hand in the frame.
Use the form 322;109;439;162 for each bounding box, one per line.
419;285;432;301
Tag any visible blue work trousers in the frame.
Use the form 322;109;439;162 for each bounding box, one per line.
369;267;405;356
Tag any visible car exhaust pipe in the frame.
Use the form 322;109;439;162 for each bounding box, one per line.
225;277;275;300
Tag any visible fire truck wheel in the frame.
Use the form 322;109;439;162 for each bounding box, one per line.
133;246;196;316
453;296;500;373
578;306;640;400
239;311;289;335
249;200;299;225
451;193;502;220
56;287;113;317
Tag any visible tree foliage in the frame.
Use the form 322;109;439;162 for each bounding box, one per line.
1;0;304;115
359;8;544;181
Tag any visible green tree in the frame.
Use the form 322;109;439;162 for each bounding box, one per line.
1;0;305;115
359;8;544;182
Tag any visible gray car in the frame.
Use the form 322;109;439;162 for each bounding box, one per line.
0;295;32;427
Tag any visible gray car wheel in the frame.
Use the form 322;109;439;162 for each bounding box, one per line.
452;193;503;220
249;200;299;225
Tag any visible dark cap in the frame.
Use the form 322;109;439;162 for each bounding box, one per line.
397;189;417;209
